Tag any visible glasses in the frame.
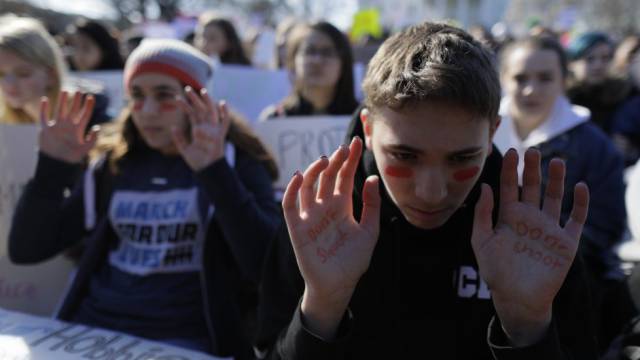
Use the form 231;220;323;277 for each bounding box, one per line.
299;46;339;59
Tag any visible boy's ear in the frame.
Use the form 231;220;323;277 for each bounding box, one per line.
361;108;373;150
487;115;501;156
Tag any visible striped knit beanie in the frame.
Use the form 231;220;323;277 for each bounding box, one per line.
124;38;212;92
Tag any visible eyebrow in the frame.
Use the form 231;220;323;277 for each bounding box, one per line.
384;144;484;155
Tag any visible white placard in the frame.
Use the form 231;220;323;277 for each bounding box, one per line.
253;116;351;191
0;307;227;359
209;65;291;123
69;71;125;119
0;124;75;316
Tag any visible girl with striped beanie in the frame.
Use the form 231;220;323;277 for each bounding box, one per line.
8;38;279;359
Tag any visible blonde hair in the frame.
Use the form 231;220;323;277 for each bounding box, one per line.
0;14;66;124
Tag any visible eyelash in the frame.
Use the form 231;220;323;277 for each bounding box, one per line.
450;154;479;164
389;151;417;162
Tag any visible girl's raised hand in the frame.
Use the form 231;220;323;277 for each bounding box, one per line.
39;91;97;164
172;86;230;172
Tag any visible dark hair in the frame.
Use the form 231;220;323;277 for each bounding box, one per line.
500;35;569;79
200;17;251;65
362;22;500;122
96;106;278;180
283;21;358;115
68;18;124;70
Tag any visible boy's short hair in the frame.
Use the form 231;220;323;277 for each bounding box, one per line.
362;22;500;122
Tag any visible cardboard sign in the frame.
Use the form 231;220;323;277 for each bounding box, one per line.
0;124;75;316
253;116;351;191
0;307;227;359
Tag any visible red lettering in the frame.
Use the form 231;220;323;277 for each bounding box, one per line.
453;166;480;182
385;165;413;178
317;247;328;263
516;222;528;237
529;228;542;240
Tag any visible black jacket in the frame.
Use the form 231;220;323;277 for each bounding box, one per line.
255;109;598;359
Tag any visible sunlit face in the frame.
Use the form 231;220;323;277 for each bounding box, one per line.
129;73;188;154
70;32;103;71
570;42;613;84
363;101;496;229
501;46;565;130
0;49;51;110
196;24;228;58
294;30;342;89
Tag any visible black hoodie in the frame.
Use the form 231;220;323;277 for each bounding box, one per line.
255;108;598;359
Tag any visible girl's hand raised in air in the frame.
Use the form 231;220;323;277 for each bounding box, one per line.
172;86;230;172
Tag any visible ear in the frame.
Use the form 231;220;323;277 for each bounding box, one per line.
361;107;373;150
487;116;501;156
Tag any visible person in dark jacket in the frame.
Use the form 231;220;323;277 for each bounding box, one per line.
8;39;280;359
566;31;640;166
255;22;597;359
260;21;358;120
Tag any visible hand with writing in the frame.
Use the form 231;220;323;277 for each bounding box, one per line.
282;137;380;340
39;91;98;164
172;86;230;172
471;148;589;347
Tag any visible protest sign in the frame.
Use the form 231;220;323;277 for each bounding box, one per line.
0;307;227;359
209;65;291;124
0;124;75;316
69;71;125;118
253;116;351;191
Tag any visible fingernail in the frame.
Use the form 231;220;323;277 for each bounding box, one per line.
91;125;101;132
320;155;328;160
292;170;300;177
185;86;192;92
200;88;207;94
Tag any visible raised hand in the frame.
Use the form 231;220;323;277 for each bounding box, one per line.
471;148;589;346
172;86;230;172
282;137;380;339
39;91;97;164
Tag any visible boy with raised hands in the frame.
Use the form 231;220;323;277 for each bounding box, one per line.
256;22;597;359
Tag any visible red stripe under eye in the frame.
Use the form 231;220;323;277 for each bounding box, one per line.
385;165;413;178
453;166;480;182
159;102;178;112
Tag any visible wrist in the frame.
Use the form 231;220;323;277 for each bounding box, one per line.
300;287;354;341
497;305;552;347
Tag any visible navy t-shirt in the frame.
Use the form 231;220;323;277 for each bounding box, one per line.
74;151;213;340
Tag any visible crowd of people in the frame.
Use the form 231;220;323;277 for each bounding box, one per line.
2;9;640;360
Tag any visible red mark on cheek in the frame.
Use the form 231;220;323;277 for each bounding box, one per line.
385;165;413;178
453;166;480;182
132;100;143;111
159;102;178;112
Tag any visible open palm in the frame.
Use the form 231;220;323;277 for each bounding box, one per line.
39;91;97;164
172;86;230;172
471;148;589;343
282;137;381;301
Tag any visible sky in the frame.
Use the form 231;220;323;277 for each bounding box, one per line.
24;0;358;29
